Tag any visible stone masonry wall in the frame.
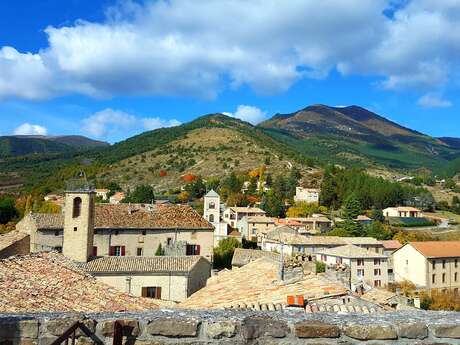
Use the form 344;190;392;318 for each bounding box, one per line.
3;309;460;345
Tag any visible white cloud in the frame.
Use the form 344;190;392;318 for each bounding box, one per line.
13;123;48;136
81;108;137;138
143;117;181;130
417;93;452;108
225;105;267;124
81;108;181;139
1;0;460;100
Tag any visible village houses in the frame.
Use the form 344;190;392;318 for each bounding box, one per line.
383;206;422;218
293;187;320;203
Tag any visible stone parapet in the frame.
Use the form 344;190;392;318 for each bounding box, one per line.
2;309;460;344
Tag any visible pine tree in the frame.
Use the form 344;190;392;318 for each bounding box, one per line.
155;243;164;256
341;194;362;220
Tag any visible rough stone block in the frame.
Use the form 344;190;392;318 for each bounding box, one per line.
432;324;460;338
204;320;237;339
0;320;39;339
38;336;58;345
242;317;289;339
344;324;397;340
294;321;340;338
398;322;428;339
97;319;139;337
146;318;200;337
45;317;95;337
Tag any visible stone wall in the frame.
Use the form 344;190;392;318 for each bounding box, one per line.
3;310;460;345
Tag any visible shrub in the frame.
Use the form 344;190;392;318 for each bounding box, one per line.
315;261;326;273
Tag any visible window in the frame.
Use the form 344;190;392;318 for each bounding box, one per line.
442;273;446;283
186;244;201;255
72;197;82;218
92;246;98;256
432;260;436;270
54;230;60;236
357;259;364;266
336;257;342;264
252;229;257;235
443;260;446;269
455;272;458;282
110;246;125;256
73;227;77;232
142;286;162;299
456;259;458;268
374;269;381;276
142;230;147;236
209;214;215;223
321;255;327;262
432;274;436;284
208;201;216;209
167;237;173;245
357;269;365;277
374;258;381;265
374;280;381;287
137;247;143;256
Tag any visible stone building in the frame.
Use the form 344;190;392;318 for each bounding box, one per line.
293;187;319;203
393;241;460;292
16;188;213;302
18;198;214;262
316;245;389;290
80;255;211;302
203;190;230;245
238;215;275;243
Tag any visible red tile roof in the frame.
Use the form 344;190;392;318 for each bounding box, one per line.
0;252;159;313
381;240;402;250
410;241;460;258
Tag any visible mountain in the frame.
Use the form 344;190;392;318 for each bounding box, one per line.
259;105;460;170
438;137;460;150
95;114;315;191
0;135;109;158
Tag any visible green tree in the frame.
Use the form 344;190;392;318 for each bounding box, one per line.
0;196;19;224
365;221;392;240
370;207;385;223
184;177;206;199
315;261;326;273
213;237;241;269
155;243;165;256
260;191;285;217
124;185;155;203
341;194;362;220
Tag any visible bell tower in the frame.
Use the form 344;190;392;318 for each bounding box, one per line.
62;176;96;262
203;189;220;230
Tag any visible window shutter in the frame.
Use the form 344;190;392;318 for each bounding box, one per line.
156;287;162;299
92;246;98;256
121;246;126;256
141;287;147;297
109;246;114;256
196;245;201;255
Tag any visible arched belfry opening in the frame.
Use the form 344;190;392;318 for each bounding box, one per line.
72;197;82;218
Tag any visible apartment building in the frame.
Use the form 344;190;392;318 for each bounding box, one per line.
393;241;460;292
222;206;266;228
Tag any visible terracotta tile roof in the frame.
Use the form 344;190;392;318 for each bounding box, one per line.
0;231;29;252
409;241;460;258
30;204;213;230
80;255;206;273
94;204;213;229
381;240;402;250
288;216;332;223
317;245;387;259
361;288;397;306
180;258;347;309
342;237;381;245
264;232;381;246
0;252;159;313
231;248;280;267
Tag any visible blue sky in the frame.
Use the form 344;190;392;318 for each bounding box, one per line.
0;0;459;143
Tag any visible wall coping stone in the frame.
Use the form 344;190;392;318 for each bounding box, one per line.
3;309;460;344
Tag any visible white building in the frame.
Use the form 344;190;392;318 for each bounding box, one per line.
223;206;266;229
95;188;110;201
203;190;231;246
294;187;320;203
383;207;422;218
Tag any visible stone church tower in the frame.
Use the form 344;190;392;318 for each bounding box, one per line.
62;189;96;262
203;190;220;230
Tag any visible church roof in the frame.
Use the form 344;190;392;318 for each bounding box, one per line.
205;189;220;198
29;204;213;230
